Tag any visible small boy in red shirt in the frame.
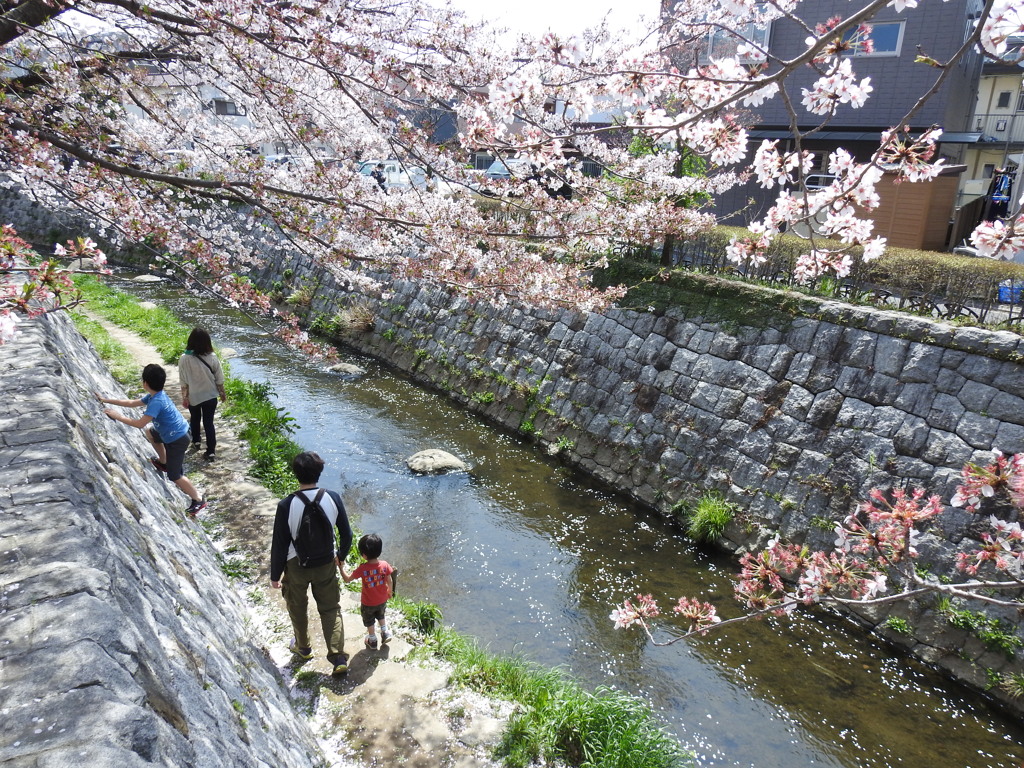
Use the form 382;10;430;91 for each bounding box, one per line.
342;534;395;649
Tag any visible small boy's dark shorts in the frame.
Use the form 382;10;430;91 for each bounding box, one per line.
360;602;386;627
150;427;191;481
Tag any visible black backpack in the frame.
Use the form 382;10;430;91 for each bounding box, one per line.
292;489;336;568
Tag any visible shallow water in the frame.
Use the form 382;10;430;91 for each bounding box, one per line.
120;276;1024;768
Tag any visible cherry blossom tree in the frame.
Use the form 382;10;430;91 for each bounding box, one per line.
1;0;1023;344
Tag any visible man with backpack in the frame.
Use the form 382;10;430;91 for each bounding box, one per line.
270;451;353;675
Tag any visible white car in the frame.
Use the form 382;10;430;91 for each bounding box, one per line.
159;148;197;167
478;157;572;199
483;157;533;180
263;154;306;167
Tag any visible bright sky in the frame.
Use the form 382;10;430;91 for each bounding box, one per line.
441;0;660;41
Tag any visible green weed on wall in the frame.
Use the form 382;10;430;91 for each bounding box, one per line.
593;256;806;332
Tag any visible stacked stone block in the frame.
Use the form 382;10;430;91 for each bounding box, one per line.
0;311;323;767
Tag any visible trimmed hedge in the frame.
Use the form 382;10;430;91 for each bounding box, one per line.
600;229;1024;327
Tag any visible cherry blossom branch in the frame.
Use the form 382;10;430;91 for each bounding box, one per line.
612;455;1024;646
3;0;1023;341
631;600;802;647
0;0;75;47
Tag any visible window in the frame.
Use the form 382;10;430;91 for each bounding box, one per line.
706;21;771;62
1017;91;1024;112
843;20;904;56
213;99;246;116
996;119;1008;131
997;91;1012;109
472;152;493;171
959;18;979;70
983;163;995;179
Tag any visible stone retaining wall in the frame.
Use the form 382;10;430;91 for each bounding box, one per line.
0;309;323;767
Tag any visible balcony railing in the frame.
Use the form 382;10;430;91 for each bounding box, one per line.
973;112;1024;145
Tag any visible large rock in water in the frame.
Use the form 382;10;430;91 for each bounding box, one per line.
68;257;102;272
327;362;366;376
406;449;467;474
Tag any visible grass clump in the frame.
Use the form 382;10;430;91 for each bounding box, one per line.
998;672;1024;699
222;379;301;496
74;274;187;362
937;597;1024;660
313;301;375;336
215;541;257;581
882;616;912;635
393;596;444;634
425;626;691;768
677;491;735;544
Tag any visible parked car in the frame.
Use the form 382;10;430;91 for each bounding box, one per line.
483;157;533;180
357;159;457;194
481;157;572;199
263;154;303;167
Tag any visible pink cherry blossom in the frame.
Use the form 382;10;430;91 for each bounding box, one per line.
672;597;720;634
609;593;660;629
951;451;1021;513
802;59;873;115
970;220;1024;260
979;0;1024;56
794;249;852;283
0;312;18;343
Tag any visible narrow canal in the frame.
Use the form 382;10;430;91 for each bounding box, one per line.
119;276;1023;768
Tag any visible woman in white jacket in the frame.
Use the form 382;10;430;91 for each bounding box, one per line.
178;327;226;460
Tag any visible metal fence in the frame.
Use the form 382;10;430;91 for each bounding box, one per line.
974;112;1024;145
611;236;1024;330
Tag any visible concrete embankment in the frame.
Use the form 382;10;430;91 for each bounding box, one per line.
0;309;323;767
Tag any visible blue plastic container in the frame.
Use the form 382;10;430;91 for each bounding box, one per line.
998;282;1023;304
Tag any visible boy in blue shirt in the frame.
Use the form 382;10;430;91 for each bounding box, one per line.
96;363;206;516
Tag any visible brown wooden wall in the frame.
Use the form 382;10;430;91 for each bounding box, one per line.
872;172;960;251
